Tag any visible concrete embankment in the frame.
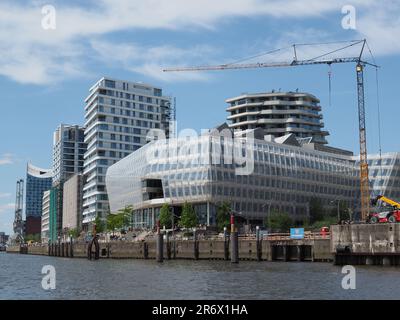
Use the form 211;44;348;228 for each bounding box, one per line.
331;223;400;266
7;238;333;262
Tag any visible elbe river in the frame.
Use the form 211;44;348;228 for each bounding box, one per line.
1;252;400;299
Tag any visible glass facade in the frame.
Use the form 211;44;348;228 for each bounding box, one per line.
52;124;86;186
106;131;361;229
25;164;52;218
362;153;400;200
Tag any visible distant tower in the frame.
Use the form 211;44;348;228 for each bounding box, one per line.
13;179;24;238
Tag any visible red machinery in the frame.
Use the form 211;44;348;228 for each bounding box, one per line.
369;195;400;223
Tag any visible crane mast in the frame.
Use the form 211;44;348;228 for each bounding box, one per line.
163;39;377;221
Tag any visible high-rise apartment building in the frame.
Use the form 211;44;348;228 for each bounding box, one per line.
52;124;86;186
41;190;50;243
82;77;173;226
226;91;329;144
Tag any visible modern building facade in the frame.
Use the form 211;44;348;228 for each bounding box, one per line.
25;164;52;236
52;124;86;186
0;232;9;245
41;190;50;243
62;174;84;232
226;91;329;144
106;126;359;229
82;77;173;226
364;152;400;200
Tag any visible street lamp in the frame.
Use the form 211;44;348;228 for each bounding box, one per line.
262;201;272;232
330;199;341;223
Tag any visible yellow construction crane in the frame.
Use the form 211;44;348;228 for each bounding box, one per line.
163;39;378;221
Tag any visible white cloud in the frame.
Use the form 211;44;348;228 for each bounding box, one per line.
0;0;398;84
90;40;216;82
0;193;11;199
0;154;15;165
357;1;400;56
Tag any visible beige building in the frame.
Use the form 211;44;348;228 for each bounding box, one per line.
62;174;84;232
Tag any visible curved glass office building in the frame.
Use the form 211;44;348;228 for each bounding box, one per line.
106;126;360;229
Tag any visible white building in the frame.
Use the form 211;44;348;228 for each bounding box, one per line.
226;91;329;145
82;77;173;227
106;125;359;228
41;190;50;243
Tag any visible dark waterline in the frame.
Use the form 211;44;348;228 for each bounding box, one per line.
1;252;400;300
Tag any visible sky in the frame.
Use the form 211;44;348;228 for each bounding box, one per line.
0;0;400;235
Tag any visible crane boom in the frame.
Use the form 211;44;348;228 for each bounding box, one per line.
163;39;377;221
163;57;376;72
376;195;400;209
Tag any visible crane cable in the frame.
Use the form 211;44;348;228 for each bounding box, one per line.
328;64;332;108
366;41;383;194
224;40;363;66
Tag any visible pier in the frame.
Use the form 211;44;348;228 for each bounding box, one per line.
6;233;332;262
331;223;400;266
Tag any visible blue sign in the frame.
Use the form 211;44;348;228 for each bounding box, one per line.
290;228;304;239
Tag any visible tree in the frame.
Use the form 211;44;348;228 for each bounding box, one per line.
309;198;325;224
94;215;105;233
107;206;132;234
329;201;350;222
68;228;80;239
179;202;198;228
106;214;118;234
159;203;172;228
216;202;231;232
115;205;132;229
264;210;293;232
25;234;40;243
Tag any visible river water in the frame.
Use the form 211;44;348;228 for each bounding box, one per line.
1;252;400;300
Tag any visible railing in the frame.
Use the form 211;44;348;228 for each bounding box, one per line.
266;232;330;241
237;232;330;241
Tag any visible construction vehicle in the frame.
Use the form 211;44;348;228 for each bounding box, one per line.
369;195;400;223
164;39;379;222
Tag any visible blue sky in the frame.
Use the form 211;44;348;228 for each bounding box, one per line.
1;0;399;234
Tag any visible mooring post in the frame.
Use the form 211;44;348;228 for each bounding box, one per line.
193;228;199;260
223;227;229;260
230;214;239;263
143;242;149;259
256;226;261;261
296;245;303;262
65;242;69;257
166;231;171;260
61;242;65;257
231;231;239;263
57;238;61;257
70;236;74;258
156;220;164;263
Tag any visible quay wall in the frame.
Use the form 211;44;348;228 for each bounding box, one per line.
331;224;400;266
8;238;333;262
